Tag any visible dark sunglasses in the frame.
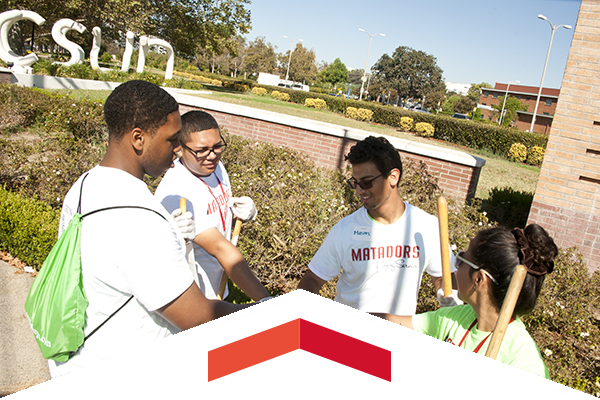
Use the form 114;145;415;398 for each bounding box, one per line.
181;140;227;159
346;173;383;190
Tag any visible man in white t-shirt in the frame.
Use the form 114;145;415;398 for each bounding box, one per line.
155;110;270;302
49;80;251;378
297;136;459;315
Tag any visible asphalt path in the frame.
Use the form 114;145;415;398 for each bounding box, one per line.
0;259;50;396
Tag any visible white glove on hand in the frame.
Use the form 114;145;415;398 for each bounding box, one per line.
231;196;257;222
171;208;196;241
437;288;463;308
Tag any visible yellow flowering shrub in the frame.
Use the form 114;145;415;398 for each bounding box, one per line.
527;146;545;166
508;143;527;163
251;87;267;96
415;122;435;137
400;117;414;132
271;90;290;102
345;107;374;121
305;98;327;110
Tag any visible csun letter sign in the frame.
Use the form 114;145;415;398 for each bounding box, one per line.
0;9;174;79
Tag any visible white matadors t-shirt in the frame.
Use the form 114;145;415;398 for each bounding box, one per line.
308;203;454;315
155;159;233;299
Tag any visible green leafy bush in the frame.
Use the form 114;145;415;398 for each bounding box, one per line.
415;122;435;137
508;142;527;162
527;145;545;166
305;98;327;110
0;85;107;141
0;186;59;267
525;248;600;395
481;187;533;229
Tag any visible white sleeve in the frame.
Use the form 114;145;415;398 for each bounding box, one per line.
307;225;343;281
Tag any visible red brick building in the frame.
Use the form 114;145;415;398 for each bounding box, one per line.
527;0;600;274
479;83;560;134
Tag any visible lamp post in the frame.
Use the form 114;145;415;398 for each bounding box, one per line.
283;35;302;85
358;28;384;101
499;80;520;126
529;14;572;133
365;69;378;98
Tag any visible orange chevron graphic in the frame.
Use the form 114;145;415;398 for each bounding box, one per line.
208;319;391;381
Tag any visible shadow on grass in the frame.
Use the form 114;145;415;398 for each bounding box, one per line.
480;187;534;229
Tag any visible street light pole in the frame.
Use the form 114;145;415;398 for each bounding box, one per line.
529;14;572;133
283;36;302;85
358;28;384;101
499;80;520;126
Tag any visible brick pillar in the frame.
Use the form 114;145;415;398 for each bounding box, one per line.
527;0;600;273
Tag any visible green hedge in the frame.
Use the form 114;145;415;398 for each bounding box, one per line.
252;84;549;157
0;186;59;267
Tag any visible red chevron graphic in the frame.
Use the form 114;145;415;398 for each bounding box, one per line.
208;319;391;381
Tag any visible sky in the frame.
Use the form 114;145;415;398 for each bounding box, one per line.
245;0;582;89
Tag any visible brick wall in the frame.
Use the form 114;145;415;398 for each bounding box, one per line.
174;95;486;203
527;0;600;273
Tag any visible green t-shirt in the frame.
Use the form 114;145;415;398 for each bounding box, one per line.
412;304;549;378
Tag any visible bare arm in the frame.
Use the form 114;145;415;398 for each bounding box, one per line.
297;269;327;294
194;227;270;301
431;275;443;292
370;313;414;330
158;283;250;331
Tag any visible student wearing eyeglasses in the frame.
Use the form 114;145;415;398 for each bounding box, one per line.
155;110;271;302
298;136;458;315
372;224;557;378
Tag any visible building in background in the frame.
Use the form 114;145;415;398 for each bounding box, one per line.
528;0;600;274
445;82;470;96
479;83;560;134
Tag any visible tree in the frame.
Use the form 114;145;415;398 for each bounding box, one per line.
372;46;444;101
424;91;445;111
318;58;348;87
244;36;278;76
348;69;364;85
454;96;476;114
442;94;461;113
492;96;528;127
279;43;317;84
467;82;492;103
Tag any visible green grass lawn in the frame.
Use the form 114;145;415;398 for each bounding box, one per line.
54;87;541;200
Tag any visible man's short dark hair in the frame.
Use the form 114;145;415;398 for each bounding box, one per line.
179;110;220;144
345;136;403;180
104;80;180;140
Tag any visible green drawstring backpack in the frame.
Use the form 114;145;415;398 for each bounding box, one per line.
24;173;166;361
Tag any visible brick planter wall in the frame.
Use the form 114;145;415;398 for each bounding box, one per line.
527;0;600;273
173;94;485;203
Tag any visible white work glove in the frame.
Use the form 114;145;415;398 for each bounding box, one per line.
437;288;463;308
231;196;257;222
171;208;196;241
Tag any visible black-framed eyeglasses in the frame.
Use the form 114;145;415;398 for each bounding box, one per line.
181;140;227;159
455;251;498;284
346;173;383;190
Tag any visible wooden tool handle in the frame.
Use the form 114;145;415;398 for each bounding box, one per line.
485;264;528;360
180;197;187;214
231;218;243;247
217;218;243;300
437;196;452;297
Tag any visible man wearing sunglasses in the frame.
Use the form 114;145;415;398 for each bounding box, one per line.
155;110;270;302
298;136;458;315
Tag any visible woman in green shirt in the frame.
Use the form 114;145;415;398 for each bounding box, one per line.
373;224;558;378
